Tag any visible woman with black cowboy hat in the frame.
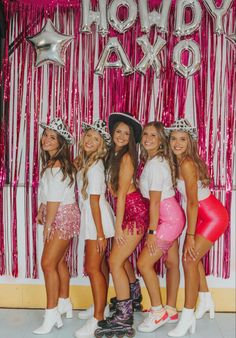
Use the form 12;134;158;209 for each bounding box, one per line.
95;112;149;338
33;118;80;335
74;120;115;338
166;118;228;337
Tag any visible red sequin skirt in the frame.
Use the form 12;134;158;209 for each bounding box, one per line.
114;190;149;234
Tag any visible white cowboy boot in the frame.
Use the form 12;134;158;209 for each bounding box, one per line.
168;308;196;337
58;297;73;318
33;307;63;335
195;292;215;319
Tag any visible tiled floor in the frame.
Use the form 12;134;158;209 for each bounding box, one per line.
0;309;235;338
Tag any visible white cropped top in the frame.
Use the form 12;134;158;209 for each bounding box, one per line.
139;157;175;201
177;179;210;202
39;168;76;205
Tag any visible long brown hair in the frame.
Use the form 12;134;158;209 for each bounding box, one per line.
74;131;107;199
140;121;168;163
105;121;138;193
168;131;211;187
40;130;76;186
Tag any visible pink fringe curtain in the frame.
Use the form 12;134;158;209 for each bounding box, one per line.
0;0;235;278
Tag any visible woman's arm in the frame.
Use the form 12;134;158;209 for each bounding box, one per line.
181;159;199;260
44;201;60;241
115;154;134;245
146;190;161;255
90;195;107;255
36;203;44;224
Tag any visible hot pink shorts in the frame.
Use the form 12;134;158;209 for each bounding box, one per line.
196;194;229;243
156;196;185;254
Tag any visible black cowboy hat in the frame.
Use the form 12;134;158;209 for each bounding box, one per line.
109;112;142;143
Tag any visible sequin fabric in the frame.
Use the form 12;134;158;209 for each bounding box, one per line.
114;190;149;234
42;203;80;240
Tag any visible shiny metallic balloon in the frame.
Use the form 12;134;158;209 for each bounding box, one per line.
108;0;137;34
174;0;202;36
81;0;108;37
94;37;133;76
26;19;73;67
172;39;201;78
203;0;233;35
135;35;167;77
139;0;172;34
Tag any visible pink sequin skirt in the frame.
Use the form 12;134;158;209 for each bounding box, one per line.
42;203;80;240
115;190;149;234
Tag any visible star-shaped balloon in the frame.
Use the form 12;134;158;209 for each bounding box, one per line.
26;19;73;67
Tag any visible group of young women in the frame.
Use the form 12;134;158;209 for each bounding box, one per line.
33;113;229;337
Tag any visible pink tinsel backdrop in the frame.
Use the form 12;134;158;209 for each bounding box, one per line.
0;0;235;278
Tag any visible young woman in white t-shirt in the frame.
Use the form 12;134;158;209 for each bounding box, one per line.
74;120;115;338
33;118;80;335
137;121;185;333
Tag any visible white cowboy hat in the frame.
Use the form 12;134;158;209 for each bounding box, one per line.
40;118;74;144
82;119;111;146
164;118;198;140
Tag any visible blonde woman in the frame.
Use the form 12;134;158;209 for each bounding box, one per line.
166;119;229;337
74;120;115;338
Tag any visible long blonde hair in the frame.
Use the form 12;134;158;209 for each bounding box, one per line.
168;131;210;187
74;131;107;199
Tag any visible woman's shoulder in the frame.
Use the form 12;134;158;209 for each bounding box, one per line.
89;159;105;172
180;157;197;176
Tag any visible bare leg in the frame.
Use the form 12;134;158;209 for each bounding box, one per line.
101;256;109;289
137;246;163;306
41;234;70;309
124;260;136;284
198;260;209;292
109;231;143;300
183;235;212;309
58;250;70;298
85;240;107;320
165;240;180;308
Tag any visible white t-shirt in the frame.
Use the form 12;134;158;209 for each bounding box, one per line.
77;159;115;240
39;167;76;205
177;179;210;202
139;157;175;201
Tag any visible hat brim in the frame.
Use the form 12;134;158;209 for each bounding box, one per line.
109;113;142;143
82;122;111;146
39;122;74;145
164;127;198;140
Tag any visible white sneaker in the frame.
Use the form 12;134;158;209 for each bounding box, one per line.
165;305;179;323
78;305;94;320
74;317;98;337
78;304;110;320
138;307;169;333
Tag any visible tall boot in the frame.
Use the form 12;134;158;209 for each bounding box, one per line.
168;308;196;337
95;299;135;337
110;279;142;312
57;297;73;319
130;279;143;311
33;307;63;335
195;292;215;319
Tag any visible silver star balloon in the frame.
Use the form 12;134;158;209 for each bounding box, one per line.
26;19;73;67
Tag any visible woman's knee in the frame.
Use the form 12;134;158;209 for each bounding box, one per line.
137;257;151;275
41;257;57;274
182;255;198;271
165;255;179;270
108;255;124;275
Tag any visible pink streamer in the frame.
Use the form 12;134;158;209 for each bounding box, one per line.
0;0;235;279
